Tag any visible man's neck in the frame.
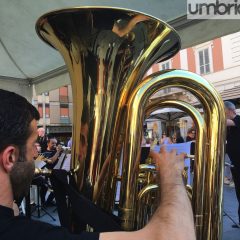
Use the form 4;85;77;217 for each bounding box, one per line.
0;172;13;209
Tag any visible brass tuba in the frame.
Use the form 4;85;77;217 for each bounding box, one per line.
36;7;225;240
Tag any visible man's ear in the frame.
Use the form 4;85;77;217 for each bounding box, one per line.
1;146;19;173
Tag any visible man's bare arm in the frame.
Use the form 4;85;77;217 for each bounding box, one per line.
100;148;196;240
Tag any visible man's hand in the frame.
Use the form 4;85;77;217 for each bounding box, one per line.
151;146;186;185
56;144;63;153
100;146;195;240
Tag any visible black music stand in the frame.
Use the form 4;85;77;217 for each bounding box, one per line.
223;210;239;226
31;182;56;221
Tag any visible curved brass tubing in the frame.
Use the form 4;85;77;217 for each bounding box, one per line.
120;69;225;240
145;99;206;235
36;7;181;205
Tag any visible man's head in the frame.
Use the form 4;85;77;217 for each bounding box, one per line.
187;128;196;139
47;137;58;151
37;127;45;137
0;89;40;202
34;142;41;156
224;101;236;119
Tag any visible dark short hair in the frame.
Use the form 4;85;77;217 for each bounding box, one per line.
0;89;40;152
47;136;57;143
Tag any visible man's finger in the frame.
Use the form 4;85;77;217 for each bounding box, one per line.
159;145;167;153
170;148;177;155
178;152;186;160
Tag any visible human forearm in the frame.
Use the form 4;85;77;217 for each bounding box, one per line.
145;150;195;240
100;149;196;240
147;181;195;240
46;151;60;164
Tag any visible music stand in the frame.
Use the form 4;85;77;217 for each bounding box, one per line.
223;210;239;226
222;161;239;226
31;178;56;221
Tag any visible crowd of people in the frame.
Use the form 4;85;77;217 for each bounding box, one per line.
143;127;196;148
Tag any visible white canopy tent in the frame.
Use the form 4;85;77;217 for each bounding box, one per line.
0;0;240;100
147;108;187;122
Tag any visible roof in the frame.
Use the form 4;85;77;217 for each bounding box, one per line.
1;0;240;93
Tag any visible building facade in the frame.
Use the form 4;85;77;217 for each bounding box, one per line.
33;85;73;142
33;31;240;140
146;31;240;138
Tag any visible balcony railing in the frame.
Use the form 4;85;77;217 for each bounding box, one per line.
60;117;70;124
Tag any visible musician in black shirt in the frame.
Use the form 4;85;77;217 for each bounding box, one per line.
0;89;195;240
225;101;240;228
42;137;63;169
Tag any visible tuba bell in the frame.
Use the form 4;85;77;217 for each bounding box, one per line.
36;7;225;240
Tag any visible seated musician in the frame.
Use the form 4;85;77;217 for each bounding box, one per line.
42;137;63;169
0;89;195;240
32;142;49;206
40;137;63;206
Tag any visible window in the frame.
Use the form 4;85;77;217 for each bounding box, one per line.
198;48;210;75
45;104;50;118
161;61;170;70
59;86;68;102
163;88;171;94
38;104;43;118
60;103;69;118
60;86;68;96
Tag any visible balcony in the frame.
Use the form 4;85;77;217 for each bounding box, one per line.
60;117;70;124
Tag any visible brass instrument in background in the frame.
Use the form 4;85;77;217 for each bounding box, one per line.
36;7;225;240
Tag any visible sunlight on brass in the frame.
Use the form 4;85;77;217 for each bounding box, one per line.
36;7;225;240
34;168;52;176
121;72;225;240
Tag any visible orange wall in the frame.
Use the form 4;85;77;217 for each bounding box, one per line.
172;52;180;69
212;38;224;72
152;63;160;73
187;48;196;73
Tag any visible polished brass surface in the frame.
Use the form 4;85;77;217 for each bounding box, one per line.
121;98;206;231
36;7;180;206
34;167;52;176
121;70;225;240
35;7;225;240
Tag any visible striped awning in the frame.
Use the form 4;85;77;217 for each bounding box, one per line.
219;86;240;101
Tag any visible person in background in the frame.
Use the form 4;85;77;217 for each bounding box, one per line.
37;127;48;153
67;137;72;148
175;128;184;143
224;101;240;228
186;128;196;142
42;137;63;169
160;132;172;145
186;127;196;173
0;89;195;240
41;137;63;206
171;134;177;144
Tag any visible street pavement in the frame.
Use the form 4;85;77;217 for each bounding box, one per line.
223;185;240;240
